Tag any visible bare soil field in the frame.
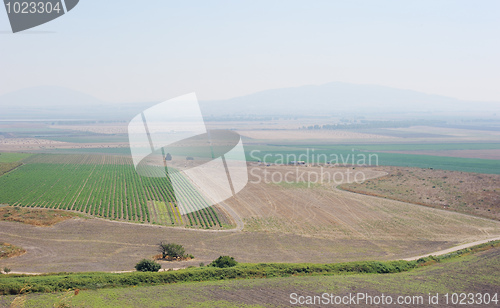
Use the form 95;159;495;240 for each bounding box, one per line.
225;166;500;242
0;218;464;273
340;166;500;220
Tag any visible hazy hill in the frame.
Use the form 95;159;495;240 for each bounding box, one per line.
200;82;499;117
1;83;498;121
0;86;152;121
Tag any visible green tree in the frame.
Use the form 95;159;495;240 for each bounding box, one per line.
158;242;185;259
135;259;161;272
209;256;237;268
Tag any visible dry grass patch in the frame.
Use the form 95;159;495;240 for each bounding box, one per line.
340;166;500;220
0;243;25;259
0;206;83;226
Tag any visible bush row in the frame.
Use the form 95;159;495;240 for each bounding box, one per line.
0;260;416;295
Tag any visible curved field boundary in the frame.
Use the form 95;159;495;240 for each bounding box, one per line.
403;236;500;261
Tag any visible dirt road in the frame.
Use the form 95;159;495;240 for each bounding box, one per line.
404;236;500;261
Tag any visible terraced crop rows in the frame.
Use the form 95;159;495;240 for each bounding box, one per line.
0;154;224;229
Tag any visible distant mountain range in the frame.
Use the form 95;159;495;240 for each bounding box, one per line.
0;83;498;121
200;82;498;117
0;86;153;121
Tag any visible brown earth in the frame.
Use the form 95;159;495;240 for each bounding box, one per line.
225;166;500;242
0;206;83;227
340;166;500;221
0;219;463;273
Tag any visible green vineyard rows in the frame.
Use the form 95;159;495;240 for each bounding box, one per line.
0;154;223;228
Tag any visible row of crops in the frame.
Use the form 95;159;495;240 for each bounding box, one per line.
24;153;132;165
0;154;224;229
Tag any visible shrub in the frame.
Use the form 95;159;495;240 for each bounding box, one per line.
135;259;161;272
158;242;185;259
209;256;238;268
3;267;11;274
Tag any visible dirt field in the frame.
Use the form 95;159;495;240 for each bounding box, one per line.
2;245;499;307
340;166;500;220
225;166;500;242
0;218;468;273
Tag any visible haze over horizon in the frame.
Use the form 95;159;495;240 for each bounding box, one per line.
1;1;500;103
1;82;498;120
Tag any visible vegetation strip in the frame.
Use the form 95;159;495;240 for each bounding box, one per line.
1;240;498;295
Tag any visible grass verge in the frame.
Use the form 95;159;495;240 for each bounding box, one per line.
1;240;498;295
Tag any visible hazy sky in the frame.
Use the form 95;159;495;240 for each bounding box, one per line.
1;0;499;103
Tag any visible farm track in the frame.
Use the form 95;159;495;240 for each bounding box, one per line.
403;236;500;261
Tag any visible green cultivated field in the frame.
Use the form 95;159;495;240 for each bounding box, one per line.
0;154;223;229
294;142;500;151
0;152;32;163
44;142;500;174
245;143;500;174
0;162;22;177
